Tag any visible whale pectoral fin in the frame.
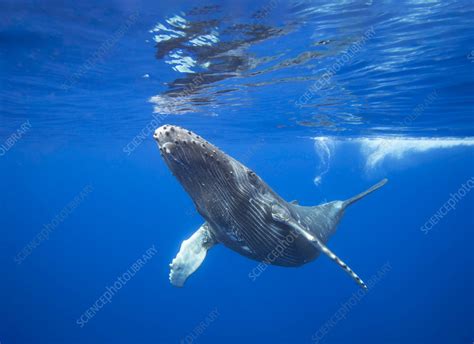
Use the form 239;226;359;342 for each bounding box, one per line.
169;222;217;287
287;220;368;290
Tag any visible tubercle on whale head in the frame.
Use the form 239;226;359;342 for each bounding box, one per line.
153;124;239;185
154;124;200;147
154;124;216;158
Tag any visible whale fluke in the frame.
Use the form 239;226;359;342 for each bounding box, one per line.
343;178;388;208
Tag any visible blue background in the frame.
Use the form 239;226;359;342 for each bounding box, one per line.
1;0;473;343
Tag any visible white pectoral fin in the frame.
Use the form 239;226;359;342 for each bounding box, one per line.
288;220;368;290
169;222;217;287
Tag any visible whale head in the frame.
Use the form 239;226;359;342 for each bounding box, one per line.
154;124;235;184
153;125;275;220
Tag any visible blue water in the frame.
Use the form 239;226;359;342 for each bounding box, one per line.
1;1;473;343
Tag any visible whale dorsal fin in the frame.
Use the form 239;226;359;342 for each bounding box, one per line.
169;222;217;287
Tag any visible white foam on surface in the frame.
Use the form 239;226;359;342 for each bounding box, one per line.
357;137;474;169
312;136;474;184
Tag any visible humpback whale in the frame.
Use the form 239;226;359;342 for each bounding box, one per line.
153;125;387;289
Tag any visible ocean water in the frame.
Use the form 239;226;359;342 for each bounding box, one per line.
1;1;473;343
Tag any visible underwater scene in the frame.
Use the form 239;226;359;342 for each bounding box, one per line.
1;0;473;343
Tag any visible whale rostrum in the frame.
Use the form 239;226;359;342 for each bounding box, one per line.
154;125;387;289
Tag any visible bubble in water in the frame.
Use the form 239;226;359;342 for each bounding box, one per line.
313;137;333;186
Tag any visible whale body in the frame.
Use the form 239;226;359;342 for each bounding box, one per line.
153;125;387;288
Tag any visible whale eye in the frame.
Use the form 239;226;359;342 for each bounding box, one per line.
247;170;262;189
271;203;291;223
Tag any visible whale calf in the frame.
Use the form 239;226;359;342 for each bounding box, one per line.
154;125;387;288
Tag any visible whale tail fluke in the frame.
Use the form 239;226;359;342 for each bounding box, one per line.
342;178;388;209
